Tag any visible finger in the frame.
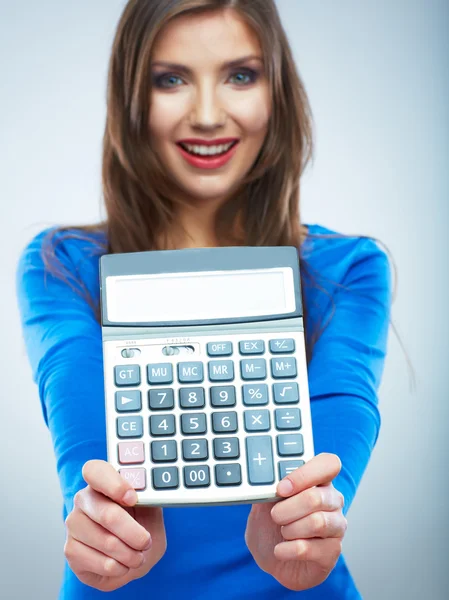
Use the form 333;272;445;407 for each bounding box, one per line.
281;511;348;540
82;460;138;506
74;487;152;552
276;453;342;498
271;484;344;526
65;536;130;578
67;508;146;570
274;536;342;566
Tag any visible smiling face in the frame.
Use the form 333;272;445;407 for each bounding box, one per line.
148;9;272;207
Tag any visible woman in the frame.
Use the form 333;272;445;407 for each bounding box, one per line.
16;0;393;598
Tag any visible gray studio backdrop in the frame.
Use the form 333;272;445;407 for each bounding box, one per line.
1;1;448;598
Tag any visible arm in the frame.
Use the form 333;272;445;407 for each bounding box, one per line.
306;239;393;515
16;230;107;519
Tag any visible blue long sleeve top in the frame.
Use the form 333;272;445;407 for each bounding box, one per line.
15;222;392;599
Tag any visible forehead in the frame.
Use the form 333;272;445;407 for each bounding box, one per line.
151;9;262;61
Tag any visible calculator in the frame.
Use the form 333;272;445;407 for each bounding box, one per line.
100;246;314;507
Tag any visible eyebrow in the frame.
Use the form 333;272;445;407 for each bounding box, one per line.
151;55;263;73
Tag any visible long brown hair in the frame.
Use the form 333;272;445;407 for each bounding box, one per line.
40;0;414;387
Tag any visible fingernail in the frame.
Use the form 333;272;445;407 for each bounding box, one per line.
123;489;138;505
143;535;152;551
277;478;294;496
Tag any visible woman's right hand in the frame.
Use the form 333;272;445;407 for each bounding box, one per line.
64;460;167;592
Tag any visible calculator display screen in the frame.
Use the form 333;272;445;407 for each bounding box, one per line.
105;267;295;323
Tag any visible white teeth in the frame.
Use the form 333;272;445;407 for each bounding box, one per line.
182;142;235;156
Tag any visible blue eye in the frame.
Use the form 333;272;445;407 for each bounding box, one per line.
153;74;183;88
229;69;259;85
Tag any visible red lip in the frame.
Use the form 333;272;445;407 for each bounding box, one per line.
176;140;239;170
177;138;239;146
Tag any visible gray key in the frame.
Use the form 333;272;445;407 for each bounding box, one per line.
212;411;238;433
152;466;179;489
115;364;140;387
273;382;299;404
279;460;305;479
115;390;141;412
277;433;304;456
213;437;240;459
182;438;208;461
242;384;269;406
184;465;210;488
147;363;173;384
239;340;265;355
179;387;205;409
117;416;143;438
207;341;233;356
269;338;295;354
210;386;236;407
246;436;275;485
151;440;177;462
149;388;174;410
181;413;207;435
240;358;267;380
275;408;301;430
215;463;242;486
271;357;297;379
208;360;234;382
178;361;204;383
150;414;176;436
244;410;270;432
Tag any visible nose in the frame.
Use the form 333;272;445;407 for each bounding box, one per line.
188;81;226;129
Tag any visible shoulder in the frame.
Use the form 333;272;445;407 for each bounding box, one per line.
17;226;106;269
16;226;107;299
304;222;391;285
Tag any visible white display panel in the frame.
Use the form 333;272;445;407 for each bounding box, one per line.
105;267;295;323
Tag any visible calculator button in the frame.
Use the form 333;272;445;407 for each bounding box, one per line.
269;339;295;354
244;410;271;432
182;438;208;461
277;433;304;456
147;363;173;385
279;460;305;479
153;466;179;489
149;388;175;410
181;413;207;435
215;463;242;486
117;416;143;438
150;414;176;436
275;408;302;430
114;365;140;386
207;341;233;356
184;465;210;488
273;382;299;404
242;384;269;406
119;468;146;490
179;387;205;409
118;441;144;464
115;390;142;412
208;360;234;382
239;340;265;355
210;385;236;407
240;358;267;380
246;436;275;485
213;437;240;459
178;361;204;383
151;440;177;462
271;357;297;379
212;411;238;433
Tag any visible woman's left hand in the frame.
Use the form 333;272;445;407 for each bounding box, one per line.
245;453;347;591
